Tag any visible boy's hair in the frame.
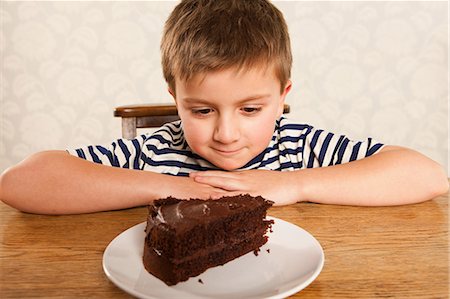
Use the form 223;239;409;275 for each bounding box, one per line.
161;0;292;94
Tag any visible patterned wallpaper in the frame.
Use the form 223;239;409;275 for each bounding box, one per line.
0;1;448;174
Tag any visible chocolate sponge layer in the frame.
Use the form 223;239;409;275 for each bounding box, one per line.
143;194;273;286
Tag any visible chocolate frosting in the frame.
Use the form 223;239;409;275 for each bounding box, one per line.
146;194;272;234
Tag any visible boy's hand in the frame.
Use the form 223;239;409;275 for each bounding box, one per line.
162;176;232;200
189;170;300;206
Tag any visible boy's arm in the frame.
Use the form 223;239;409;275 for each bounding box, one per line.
190;146;449;206
0;150;227;215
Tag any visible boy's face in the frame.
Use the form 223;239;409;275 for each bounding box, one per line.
171;65;291;171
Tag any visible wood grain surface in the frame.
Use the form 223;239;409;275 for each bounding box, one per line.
1;183;448;298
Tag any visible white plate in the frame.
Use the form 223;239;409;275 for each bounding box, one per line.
103;216;324;299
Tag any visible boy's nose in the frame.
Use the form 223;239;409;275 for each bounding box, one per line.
213;115;240;144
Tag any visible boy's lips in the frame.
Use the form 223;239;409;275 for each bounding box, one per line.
212;147;243;156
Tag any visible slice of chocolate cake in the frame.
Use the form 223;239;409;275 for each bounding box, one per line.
143;194;274;286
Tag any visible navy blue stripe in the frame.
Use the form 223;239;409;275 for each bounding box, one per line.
241;148;268;168
140;154;210;171
365;138;373;156
279;135;304;143
182;140;190;150
259;155;280;168
301;126;314;138
154;124;185;146
118;139;131;168
155;125;182;139
279;162;292;170
171;137;185;147
153;130;182;143
350;142;362;162
367;141;383;156
145;144;200;159
96;145;119;167
329;135;345;166
88;146;102;164
76;149;86;159
282;160;302;169
131;139;142;169
336;138;349;165
146;133;185;146
367;138;372;150
318;132;333;166
307;129;323;168
241;137;305;169
279;147;303;156
245;145;305;169
111;143;121;167
280;163;291;170
279;128;313;144
279;123;312;131
176;172;191;177
168;121;182;129
146;134;174;146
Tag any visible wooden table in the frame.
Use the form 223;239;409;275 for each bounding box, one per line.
1;184;448;298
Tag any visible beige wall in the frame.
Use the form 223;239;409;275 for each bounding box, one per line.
1;1;448;174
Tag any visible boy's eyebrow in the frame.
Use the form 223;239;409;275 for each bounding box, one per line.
181;94;271;104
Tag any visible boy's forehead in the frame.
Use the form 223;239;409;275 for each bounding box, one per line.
173;65;283;103
177;63;278;88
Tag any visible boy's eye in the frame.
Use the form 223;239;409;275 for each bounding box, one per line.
192;108;213;115
241;107;262;114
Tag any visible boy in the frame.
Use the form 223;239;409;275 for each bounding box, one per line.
0;0;448;215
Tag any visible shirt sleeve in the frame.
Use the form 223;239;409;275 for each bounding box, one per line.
66;134;149;170
301;127;385;168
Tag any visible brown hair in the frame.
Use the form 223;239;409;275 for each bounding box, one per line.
161;0;292;94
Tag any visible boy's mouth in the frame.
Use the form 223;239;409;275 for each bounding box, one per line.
212;147;243;156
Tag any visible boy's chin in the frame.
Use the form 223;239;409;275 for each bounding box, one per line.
210;160;246;171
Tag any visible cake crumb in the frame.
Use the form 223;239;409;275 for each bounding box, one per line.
253;248;261;256
268;220;274;233
198;279;203;284
266;249;270;253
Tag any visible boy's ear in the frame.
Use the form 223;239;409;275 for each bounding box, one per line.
282;80;292;98
277;80;292;117
168;87;179;107
168;88;175;100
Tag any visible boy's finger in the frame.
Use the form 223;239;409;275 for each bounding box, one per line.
190;171;240;179
193;175;242;191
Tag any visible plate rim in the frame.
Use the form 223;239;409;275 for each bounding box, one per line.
103;216;324;299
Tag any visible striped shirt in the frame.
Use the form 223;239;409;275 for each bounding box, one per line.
67;117;384;175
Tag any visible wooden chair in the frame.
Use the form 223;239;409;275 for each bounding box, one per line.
114;103;290;139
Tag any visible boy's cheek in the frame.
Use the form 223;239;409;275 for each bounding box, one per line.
182;120;210;147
